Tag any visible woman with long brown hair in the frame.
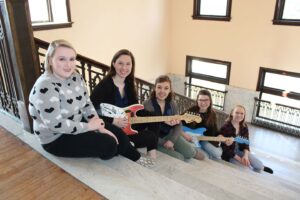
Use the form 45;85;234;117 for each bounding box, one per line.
90;49;158;167
182;89;223;160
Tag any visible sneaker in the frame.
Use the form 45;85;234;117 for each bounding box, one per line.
263;166;273;174
136;156;155;168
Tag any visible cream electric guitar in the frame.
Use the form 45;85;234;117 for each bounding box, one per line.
99;103;202;135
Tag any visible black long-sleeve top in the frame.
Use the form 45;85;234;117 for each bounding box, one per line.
219;121;250;161
182;105;219;146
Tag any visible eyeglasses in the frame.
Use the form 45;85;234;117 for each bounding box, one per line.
198;99;210;102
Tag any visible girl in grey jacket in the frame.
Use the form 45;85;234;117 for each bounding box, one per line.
143;75;205;161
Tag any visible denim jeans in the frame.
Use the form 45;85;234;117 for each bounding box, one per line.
200;141;223;160
230;145;264;172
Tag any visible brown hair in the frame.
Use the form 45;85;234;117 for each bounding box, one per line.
44;39;76;73
196;89;216;127
150;75;174;102
107;49;135;81
106;49;137;98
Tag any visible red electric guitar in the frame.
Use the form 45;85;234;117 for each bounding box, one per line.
100;103;201;135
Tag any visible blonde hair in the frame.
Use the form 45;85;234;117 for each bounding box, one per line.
227;105;246;127
44;39;76;73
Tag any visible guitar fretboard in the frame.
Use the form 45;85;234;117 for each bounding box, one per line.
130;115;186;124
196;136;232;142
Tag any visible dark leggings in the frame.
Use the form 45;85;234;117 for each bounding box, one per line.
128;129;158;152
42;123;141;161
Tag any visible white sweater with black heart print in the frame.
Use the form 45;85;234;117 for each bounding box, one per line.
29;71;98;144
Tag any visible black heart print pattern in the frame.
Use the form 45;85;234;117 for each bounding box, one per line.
71;127;77;133
34;131;40;135
67;99;73;104
76;96;82;100
54;122;62;128
44;107;54;113
40;88;48;94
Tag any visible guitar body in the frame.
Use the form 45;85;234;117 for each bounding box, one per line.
122;104;144;135
182;126;207;135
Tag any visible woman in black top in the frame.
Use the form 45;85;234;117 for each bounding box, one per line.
182;90;223;160
91;49;158;164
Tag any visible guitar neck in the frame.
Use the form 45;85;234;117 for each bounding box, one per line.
196;136;230;142
130;115;184;124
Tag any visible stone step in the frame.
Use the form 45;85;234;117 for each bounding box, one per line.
1;112;299;200
251;148;300;186
187;157;300;199
18;132;210;200
156;152;300;200
99;156;211;200
17;132;161;199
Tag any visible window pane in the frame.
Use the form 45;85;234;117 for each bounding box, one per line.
261;93;300;109
282;0;300;20
200;0;228;16
191;78;226;91
51;0;68;22
264;73;300;93
191;60;227;79
28;0;49;23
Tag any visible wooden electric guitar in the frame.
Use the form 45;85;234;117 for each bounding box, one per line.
182;126;249;146
100;103;202;135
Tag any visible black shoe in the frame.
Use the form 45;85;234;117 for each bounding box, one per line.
263;166;273;174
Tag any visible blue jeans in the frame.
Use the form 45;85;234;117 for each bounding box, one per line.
200;141;222;160
230;147;264;172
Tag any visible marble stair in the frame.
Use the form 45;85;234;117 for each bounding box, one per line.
1;111;300;200
153;151;299;200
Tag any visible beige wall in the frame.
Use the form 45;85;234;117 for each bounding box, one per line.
170;0;300;91
34;0;171;82
34;0;300;90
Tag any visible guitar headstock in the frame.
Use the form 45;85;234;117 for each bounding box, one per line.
234;136;249;145
182;112;202;123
